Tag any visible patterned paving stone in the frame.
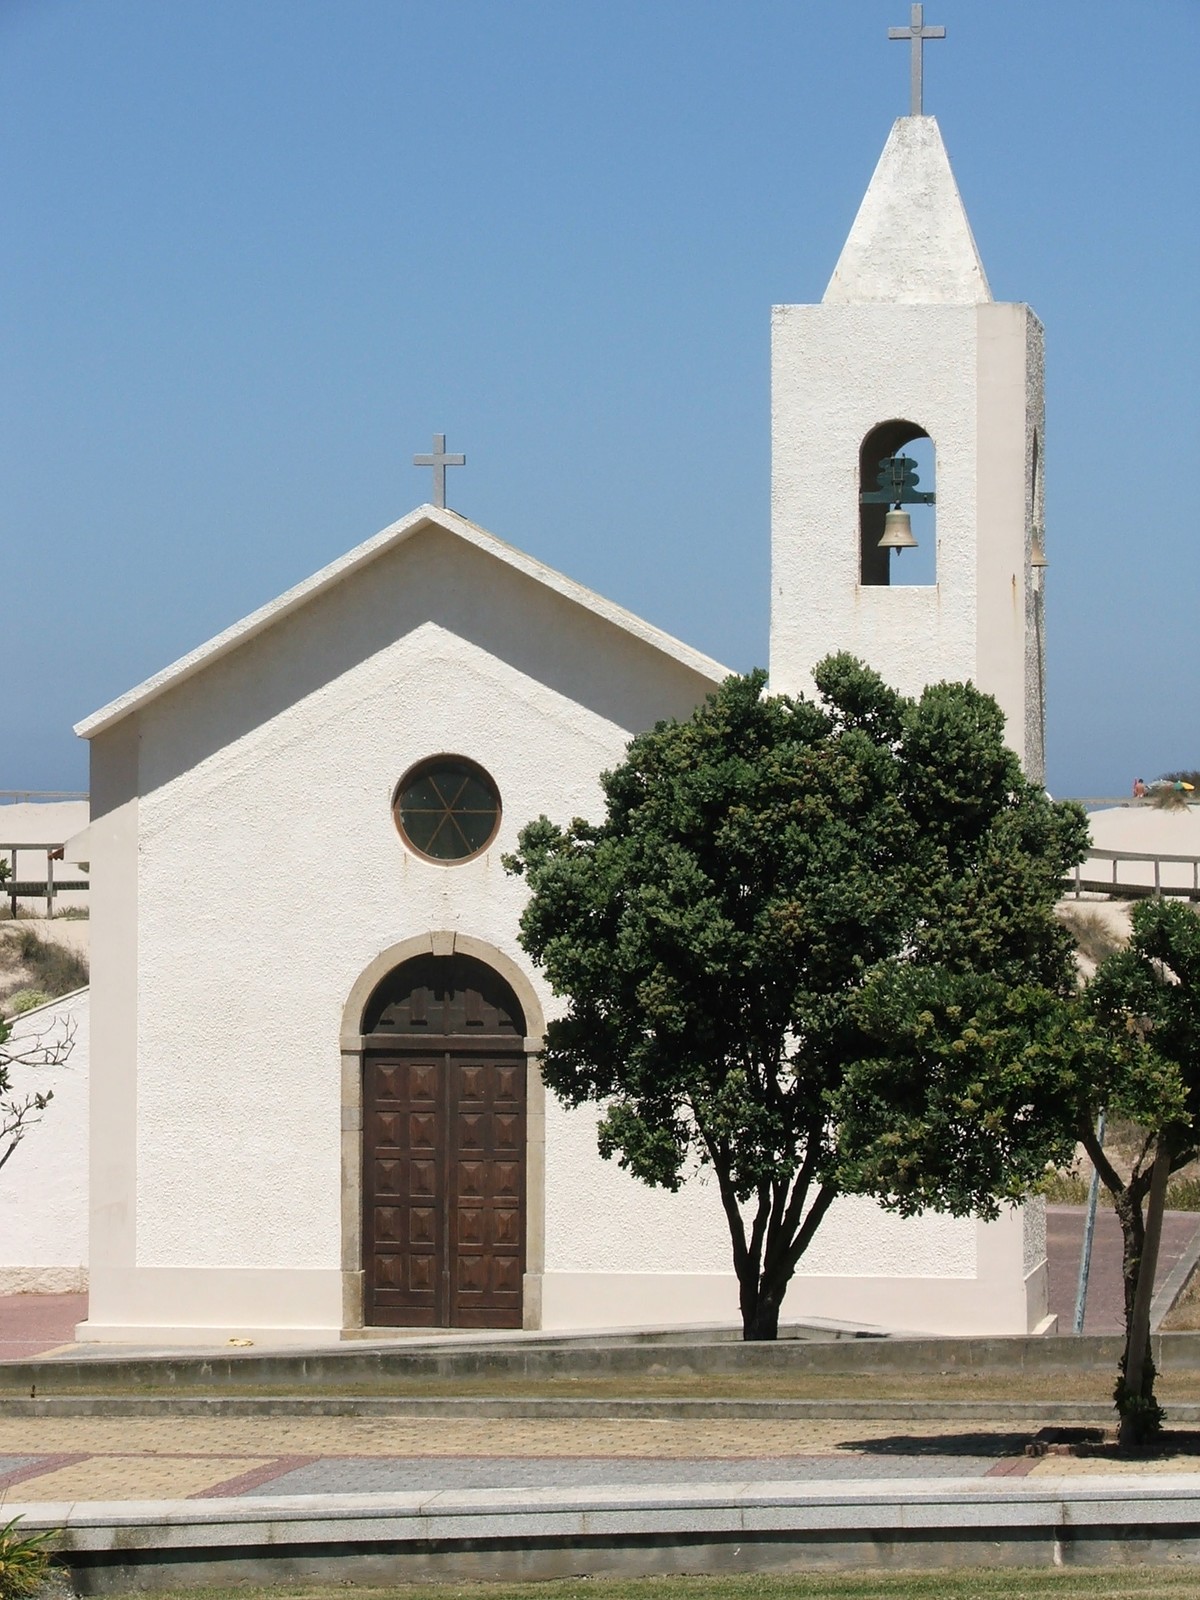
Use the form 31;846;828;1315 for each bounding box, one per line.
0;1413;1187;1503
0;1416;1029;1459
248;1452;1000;1496
15;1454;267;1501
1028;1453;1200;1476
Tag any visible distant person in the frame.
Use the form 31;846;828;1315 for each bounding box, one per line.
1133;777;1147;798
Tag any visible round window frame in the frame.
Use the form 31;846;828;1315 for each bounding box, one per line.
392;754;503;865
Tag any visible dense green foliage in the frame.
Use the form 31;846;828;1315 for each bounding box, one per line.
1081;898;1200;1437
508;657;1089;1338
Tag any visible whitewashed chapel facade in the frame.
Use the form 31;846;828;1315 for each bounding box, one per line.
68;109;1052;1344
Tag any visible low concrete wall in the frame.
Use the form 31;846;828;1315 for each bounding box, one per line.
18;1478;1200;1590
0;1330;1172;1390
3;1394;1192;1425
7;1327;1200;1397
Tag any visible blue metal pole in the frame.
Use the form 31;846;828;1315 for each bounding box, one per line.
1073;1110;1106;1335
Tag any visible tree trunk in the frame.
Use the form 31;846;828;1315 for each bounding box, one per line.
1113;1153;1169;1447
742;1294;781;1341
1114;1185;1146;1332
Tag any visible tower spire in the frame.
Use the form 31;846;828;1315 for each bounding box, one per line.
823;118;991;306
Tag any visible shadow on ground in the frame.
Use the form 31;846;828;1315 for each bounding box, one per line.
840;1432;1034;1457
843;1427;1200;1462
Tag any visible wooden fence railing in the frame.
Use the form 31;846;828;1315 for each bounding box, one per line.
1;844;89;917
1067;847;1200;902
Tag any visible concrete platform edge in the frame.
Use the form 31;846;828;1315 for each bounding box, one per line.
16;1478;1200;1590
0;1395;1166;1424
13;1330;1199;1395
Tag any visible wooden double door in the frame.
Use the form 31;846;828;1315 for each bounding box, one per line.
361;955;527;1328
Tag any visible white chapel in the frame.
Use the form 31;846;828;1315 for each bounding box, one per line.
43;71;1053;1344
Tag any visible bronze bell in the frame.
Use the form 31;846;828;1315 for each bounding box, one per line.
878;507;918;550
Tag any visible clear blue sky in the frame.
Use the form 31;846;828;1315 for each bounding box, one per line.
3;0;1197;797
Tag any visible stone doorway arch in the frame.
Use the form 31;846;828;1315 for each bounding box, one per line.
339;935;545;1331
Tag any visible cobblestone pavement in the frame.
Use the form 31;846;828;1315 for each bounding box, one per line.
1;1415;1198;1503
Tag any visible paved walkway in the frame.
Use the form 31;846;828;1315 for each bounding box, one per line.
1046;1205;1200;1334
1;1413;1198;1503
0;1292;86;1360
0;1206;1197;1507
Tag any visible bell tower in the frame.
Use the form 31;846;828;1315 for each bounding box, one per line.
769;27;1046;779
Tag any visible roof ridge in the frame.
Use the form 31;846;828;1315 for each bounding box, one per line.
75;506;729;739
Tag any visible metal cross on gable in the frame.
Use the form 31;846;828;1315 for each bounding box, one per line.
889;3;946;117
412;433;466;509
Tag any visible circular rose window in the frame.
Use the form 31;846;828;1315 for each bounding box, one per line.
393;756;501;862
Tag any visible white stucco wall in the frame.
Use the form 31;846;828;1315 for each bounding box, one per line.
770;302;981;707
83;523;741;1338
79;513;1049;1341
130;530;714;1271
0;989;88;1293
769;299;1041;777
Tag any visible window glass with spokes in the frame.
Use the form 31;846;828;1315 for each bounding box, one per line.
393;757;502;863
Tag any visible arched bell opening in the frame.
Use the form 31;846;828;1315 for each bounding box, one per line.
859;420;937;588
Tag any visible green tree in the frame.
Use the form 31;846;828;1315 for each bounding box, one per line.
1082;898;1200;1444
507;658;1089;1339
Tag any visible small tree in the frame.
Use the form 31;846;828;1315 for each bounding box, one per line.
507;658;1089;1339
1083;898;1200;1444
0;1006;74;1174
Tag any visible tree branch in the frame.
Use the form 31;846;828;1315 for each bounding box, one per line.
1079;1113;1124;1197
782;1180;840;1279
0;1092;53;1175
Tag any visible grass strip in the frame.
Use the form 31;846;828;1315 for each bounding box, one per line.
96;1568;1200;1600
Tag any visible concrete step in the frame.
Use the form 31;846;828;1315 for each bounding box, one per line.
0;1393;1176;1423
19;1476;1200;1590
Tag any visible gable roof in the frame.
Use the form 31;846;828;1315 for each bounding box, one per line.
76;505;730;739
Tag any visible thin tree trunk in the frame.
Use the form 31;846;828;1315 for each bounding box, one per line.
1118;1144;1171;1447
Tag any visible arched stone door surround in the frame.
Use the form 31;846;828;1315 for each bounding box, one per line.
339;933;546;1331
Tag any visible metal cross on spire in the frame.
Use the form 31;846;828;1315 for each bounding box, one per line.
888;3;945;117
413;433;466;508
